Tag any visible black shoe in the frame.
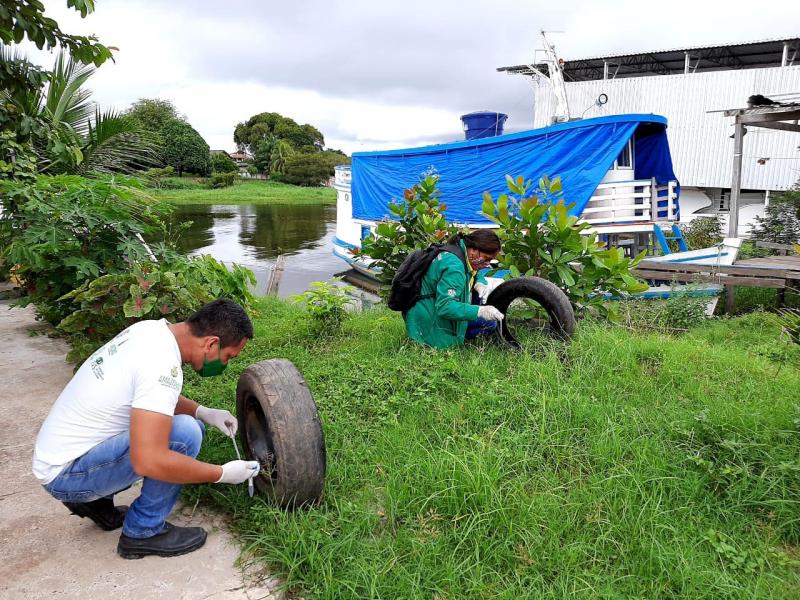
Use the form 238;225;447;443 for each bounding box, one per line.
117;522;207;559
62;497;128;531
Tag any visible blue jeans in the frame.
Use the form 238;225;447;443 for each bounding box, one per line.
43;414;205;539
465;290;499;340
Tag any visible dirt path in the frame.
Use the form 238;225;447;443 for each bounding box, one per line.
0;287;279;600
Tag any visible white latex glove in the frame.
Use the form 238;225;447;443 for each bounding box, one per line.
215;460;260;484
473;282;491;304
477;305;505;322
196;406;237;438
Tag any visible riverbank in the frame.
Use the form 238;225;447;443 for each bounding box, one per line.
154;180;336;205
187;297;800;598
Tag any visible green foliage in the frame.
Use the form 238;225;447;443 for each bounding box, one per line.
207;171;236;188
3;49;158;176
159;176;204;190
161;119;210;176
252;134;275;174
0;1;114;67
271;153;330;186
186;303;800;598
234;111;324;156
0;131;36;180
141;165;175;189
291;278;354;335
209;151;238;174
0;174;171;323
751;188;800;245
680;215;724;250
58;256;255;363
0;0;113;144
360;174;460;286
125;98;181;133
483;174;648;318
269;139;294;174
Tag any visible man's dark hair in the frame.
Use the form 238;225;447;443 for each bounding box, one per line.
448;229;501;253
186;299;253;348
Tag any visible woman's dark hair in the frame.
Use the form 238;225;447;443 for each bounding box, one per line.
448;229;501;253
186;298;254;348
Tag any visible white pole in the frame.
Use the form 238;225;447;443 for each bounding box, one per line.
728;119;744;238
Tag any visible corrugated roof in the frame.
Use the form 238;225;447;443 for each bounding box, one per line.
499;37;800;82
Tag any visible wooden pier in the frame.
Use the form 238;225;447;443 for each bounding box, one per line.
632;245;800;313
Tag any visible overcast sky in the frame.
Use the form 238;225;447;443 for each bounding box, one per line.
30;0;800;155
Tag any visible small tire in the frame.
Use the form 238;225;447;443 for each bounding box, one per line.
486;276;576;345
236;359;326;508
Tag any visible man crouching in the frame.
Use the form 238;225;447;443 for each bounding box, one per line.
32;298;259;559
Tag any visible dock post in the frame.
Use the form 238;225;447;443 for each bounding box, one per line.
267;254;285;297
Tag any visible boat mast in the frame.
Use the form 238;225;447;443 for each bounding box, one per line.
540;31;571;123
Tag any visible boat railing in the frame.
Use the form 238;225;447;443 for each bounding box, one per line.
580;178;678;226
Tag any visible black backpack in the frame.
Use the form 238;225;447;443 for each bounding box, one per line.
387;243;466;312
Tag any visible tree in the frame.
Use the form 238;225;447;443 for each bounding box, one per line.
750;187;800;245
161;119;209;176
36;52;158;173
272;153;331;186
210;151;238;174
1;1;115;179
253;134;276;174
269;139;294;175
126;98;181;134
234;112;324;156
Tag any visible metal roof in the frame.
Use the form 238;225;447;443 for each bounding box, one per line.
498;37;800;82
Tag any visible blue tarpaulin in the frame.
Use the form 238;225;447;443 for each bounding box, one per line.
352;114;678;224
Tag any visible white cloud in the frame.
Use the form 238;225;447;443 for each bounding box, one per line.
29;0;800;155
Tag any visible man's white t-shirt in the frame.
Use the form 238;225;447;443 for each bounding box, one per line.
33;319;183;484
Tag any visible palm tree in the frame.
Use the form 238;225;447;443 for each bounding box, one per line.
1;47;159;174
270;139;294;175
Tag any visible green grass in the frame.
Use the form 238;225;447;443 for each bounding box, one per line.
184;302;800;599
154;180;336;205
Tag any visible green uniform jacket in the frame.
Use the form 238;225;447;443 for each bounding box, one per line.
403;240;486;349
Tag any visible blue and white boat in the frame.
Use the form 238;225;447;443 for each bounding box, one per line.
332;113;741;306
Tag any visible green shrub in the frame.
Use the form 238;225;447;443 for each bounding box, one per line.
482;175;648;318
58;256;255;363
360;174;460;287
680;215;724;250
160;176;204;190
291;278;354;335
751;188;800;245
210;152;238;174
0;174;172;324
141;166;175;189
207;171;236;188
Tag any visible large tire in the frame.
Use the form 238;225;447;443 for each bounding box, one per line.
486;276;576;345
236;359;326;508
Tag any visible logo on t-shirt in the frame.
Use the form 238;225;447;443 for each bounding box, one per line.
91;356;104;380
158;375;180;391
171;365;179;378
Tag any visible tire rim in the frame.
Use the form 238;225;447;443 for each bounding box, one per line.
241;391;278;482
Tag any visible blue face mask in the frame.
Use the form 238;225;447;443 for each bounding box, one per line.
198;343;227;378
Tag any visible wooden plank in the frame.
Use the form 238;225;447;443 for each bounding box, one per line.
266;254;285;296
738;108;800;124
631;269;785;287
637;260;800;278
754;241;795;250
747;121;800;134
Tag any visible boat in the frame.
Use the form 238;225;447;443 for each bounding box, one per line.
333;112;681;274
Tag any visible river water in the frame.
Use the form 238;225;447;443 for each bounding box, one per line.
169;203;347;298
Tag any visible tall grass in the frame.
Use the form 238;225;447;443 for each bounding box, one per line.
184;300;800;598
154;179;336;205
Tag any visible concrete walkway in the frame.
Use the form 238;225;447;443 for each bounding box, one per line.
0;288;280;600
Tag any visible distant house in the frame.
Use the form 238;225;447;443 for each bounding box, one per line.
229;151;253;177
